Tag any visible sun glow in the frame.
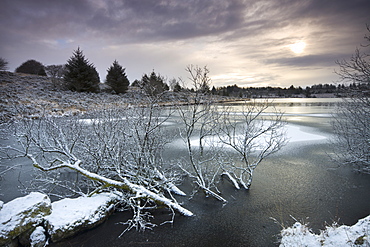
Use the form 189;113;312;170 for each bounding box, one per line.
289;41;306;54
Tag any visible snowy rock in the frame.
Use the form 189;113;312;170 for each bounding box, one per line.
0;192;51;246
45;192;122;242
0;201;3;210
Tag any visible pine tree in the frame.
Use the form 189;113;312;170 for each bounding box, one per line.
105;60;129;94
64;47;100;93
141;71;169;96
173;82;182;92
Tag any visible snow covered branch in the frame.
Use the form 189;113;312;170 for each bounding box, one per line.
6;102;192;234
31;159;193;216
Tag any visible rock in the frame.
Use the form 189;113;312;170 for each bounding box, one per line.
0;192;51;246
46;192;121;242
18;227;35;246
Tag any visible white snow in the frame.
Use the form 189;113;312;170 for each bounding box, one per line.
30;226;47;247
286;124;327;143
280;215;370;246
222;171;241;189
0;192;51;244
46;192;121;234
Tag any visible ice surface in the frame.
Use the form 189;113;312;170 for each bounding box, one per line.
187;123;326;149
286;124;327;143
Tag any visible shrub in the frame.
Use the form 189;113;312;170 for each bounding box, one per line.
15;59;46;76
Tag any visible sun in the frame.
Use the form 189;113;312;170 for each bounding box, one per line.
289;41;306;54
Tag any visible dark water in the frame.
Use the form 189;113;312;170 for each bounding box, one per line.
1;99;370;246
48;141;370;247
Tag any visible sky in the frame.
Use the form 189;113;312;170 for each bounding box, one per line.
1;0;369;88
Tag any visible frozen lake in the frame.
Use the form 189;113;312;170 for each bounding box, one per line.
1;98;370;246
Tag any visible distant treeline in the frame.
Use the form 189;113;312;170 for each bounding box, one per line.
211;83;370;98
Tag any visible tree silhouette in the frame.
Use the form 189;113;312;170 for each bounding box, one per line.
0;57;8;71
140;71;169;96
105;60;129;94
64;47;100;93
15;59;46;76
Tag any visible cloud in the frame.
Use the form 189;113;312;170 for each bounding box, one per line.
2;0;369;43
264;54;345;67
1;0;369;87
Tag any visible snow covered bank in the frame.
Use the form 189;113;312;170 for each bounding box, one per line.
280;215;370;246
0;192;123;245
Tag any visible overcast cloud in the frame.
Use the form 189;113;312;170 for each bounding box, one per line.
1;0;369;87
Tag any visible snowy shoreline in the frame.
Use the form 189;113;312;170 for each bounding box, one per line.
279;215;370;246
2;191;369;246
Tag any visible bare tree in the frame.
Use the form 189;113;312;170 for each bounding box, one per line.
217;101;287;189
332;97;370;173
177;66;287;201
5;99;192;234
333;25;370;173
335;25;370;85
45;64;65;89
177;65;227;203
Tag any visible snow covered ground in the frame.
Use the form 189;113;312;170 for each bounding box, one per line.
280;215;370;246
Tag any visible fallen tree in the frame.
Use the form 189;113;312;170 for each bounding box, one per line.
5;97;191;234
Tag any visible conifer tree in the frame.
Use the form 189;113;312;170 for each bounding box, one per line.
140;71;169;96
105;60;129;94
64;47;100;93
